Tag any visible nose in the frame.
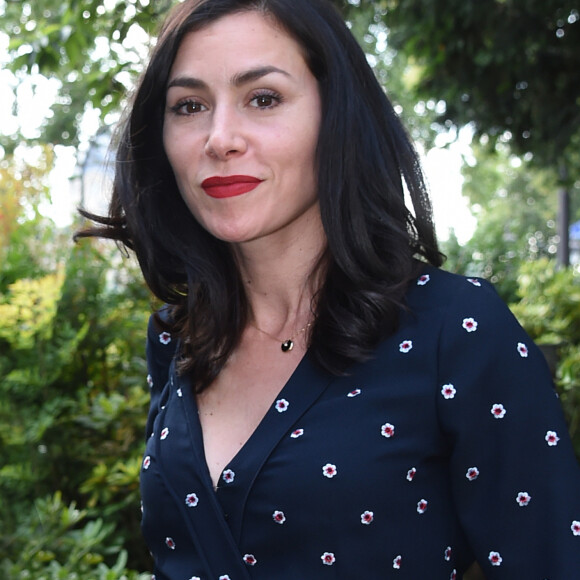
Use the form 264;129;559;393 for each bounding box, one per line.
204;104;247;160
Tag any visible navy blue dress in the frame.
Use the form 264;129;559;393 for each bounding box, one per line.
141;267;580;579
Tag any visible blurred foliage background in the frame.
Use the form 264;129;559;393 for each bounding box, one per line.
1;0;579;577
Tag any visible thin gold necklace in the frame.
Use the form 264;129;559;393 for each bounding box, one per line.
250;321;312;352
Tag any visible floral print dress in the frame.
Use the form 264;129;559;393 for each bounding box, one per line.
140;267;580;579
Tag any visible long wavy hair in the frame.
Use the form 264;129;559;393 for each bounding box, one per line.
76;0;443;391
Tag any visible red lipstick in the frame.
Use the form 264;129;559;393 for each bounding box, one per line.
201;175;262;199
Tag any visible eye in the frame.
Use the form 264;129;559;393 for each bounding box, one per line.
169;99;207;116
249;91;283;109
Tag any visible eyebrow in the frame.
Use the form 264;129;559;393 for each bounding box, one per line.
166;65;291;91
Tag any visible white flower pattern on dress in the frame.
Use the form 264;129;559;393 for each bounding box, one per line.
517;342;529;357
272;510;286;524
321;552;335;565
219;576;231;580
146;374;153;388
545;431;560;446
406;467;417;481
462;318;478;332
142;456;151;470
243;554;257;566
445;546;452;561
417;499;428;514
185;493;199;508
159;331;171;345
571;521;580;536
361;510;374;524
347;388;361;397
516;492;531;506
467;278;481;286
322;463;337;478
417;274;430;285
441;384;456;399
381;423;395;438
275;398;289;412
399;340;413;353
393;555;402;569
177;387;183;397
466;467;480;481
488;551;502;566
160;427;169;440
165;537;176;550
290;428;304;438
222;469;235;483
491;404;506;419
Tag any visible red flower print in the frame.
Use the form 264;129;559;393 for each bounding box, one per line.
361;510;374;525
275;398;289;412
572;521;580;536
165;537;176;550
322;463;337;478
491;403;506;419
516;492;531;507
159;331;171;345
185;493;199;508
466;467;479;481
147;374;153;388
321;552;336;565
441;384;456;399
142;455;151;470
222;469;235;483
417;499;428;514
290;428;304;438
160;427;169;440
517;342;529;358
347;388;362;397
399;340;413;353
406;467;416;481
488;551;502;566
417;274;430;285
445;546;452;561
467;278;481;287
545;430;560;446
272;510;286;524
393;555;402;569
243;554;257;566
381;422;395;438
462;318;478;332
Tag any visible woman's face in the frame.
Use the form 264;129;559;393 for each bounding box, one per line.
163;10;322;247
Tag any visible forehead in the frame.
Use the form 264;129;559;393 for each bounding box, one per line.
169;10;308;77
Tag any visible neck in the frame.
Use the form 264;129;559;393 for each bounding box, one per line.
231;218;326;337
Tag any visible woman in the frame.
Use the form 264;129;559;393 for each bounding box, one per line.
77;0;580;577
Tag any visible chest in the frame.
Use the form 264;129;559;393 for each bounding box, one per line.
196;342;306;488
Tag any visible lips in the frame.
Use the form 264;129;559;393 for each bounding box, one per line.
201;175;263;199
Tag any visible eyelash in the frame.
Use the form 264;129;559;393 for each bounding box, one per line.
249;90;284;109
168;90;284;116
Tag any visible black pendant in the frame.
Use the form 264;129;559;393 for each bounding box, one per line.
281;339;294;352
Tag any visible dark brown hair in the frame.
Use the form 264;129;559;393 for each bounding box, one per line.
76;0;443;391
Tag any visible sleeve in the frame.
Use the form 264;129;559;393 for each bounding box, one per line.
144;306;178;440
436;278;580;578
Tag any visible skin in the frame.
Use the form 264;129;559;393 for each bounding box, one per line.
163;11;327;487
